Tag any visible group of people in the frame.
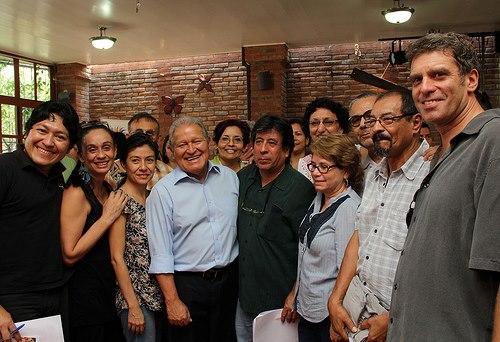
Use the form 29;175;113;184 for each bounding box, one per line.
0;32;498;342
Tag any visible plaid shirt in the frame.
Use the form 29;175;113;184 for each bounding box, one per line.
356;140;430;309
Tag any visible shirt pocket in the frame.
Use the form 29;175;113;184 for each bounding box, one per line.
257;203;291;243
382;208;408;251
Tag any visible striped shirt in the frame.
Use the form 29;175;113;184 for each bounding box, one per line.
296;187;360;322
356;140;430;309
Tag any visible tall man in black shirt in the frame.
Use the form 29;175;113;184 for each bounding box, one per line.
0;101;79;341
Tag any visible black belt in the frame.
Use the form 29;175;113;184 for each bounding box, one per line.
175;260;237;282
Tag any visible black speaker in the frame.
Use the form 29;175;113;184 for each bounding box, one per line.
257;71;273;90
57;89;71;102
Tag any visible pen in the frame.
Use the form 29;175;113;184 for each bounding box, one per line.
10;323;25;336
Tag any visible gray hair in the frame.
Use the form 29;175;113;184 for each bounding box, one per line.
407;32;480;76
348;91;378;114
168;116;209;148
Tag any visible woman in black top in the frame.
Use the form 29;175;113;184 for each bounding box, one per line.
60;121;127;342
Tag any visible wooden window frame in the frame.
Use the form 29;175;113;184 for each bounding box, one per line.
0;51;55;152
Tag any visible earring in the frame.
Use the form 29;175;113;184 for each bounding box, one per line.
344;178;349;187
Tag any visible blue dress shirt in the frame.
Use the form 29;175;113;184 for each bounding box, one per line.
146;162;239;274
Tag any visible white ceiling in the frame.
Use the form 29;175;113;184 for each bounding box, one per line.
0;0;499;65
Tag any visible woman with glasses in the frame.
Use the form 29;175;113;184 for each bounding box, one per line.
298;98;350;181
288;118;309;170
61;121;127;342
281;134;362;342
109;133;163;341
211;118;251;172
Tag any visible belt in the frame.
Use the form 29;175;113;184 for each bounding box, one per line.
175;260;237;282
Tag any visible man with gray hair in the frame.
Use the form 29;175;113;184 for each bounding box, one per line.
146;116;239;342
388;32;500;341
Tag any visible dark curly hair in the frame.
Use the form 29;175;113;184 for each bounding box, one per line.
303;97;350;140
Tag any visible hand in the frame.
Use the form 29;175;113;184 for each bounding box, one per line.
423;145;439;161
280;290;298;323
359;313;389;342
241;147;254;164
166;297;192;326
101;190;128;225
128;306;145;335
328;298;357;342
0;306;22;342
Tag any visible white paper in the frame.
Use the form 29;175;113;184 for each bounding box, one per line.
15;315;65;342
252;309;298;342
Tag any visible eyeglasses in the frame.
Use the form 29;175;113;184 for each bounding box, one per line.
349;110;372;128
307;162;337;174
80;120;111;131
309;119;338;129
220;136;244;145
362;113;414;128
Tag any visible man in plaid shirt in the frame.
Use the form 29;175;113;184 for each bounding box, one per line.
328;89;431;342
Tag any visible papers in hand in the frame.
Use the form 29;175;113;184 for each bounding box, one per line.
252;309;298;342
15;315;64;342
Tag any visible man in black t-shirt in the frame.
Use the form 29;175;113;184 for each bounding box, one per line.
0;101;79;341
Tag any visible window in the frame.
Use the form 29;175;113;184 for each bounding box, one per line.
0;53;53;153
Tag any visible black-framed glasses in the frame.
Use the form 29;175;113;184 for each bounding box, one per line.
309;119;338;128
362;113;414;128
307;162;337;174
349;110;371;128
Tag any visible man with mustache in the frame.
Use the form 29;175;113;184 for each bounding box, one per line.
146;116;239;342
328;90;430;342
235;115;315;342
388;32;500;341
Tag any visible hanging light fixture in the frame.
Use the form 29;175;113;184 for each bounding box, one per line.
90;26;117;49
382;0;414;24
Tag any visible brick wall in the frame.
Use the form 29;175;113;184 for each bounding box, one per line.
287;37;499;117
88;52;247;134
63;36;498;132
478;36;499;109
286;41;412;118
54;63;91;120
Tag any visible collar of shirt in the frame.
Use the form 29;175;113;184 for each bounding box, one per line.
373;140;429;182
15;147;65;179
311;187;353;215
171;160;221;184
245;163;294;191
452;109;498;143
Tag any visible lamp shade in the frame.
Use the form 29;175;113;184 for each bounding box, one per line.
90;27;117;49
91;37;116;49
382;1;414;24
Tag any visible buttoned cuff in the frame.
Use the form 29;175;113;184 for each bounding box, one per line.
149;255;174;274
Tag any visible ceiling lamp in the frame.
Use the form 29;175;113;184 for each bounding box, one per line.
382;0;414;24
90;26;116;49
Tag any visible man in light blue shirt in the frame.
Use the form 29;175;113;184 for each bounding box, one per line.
146;116;239;342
